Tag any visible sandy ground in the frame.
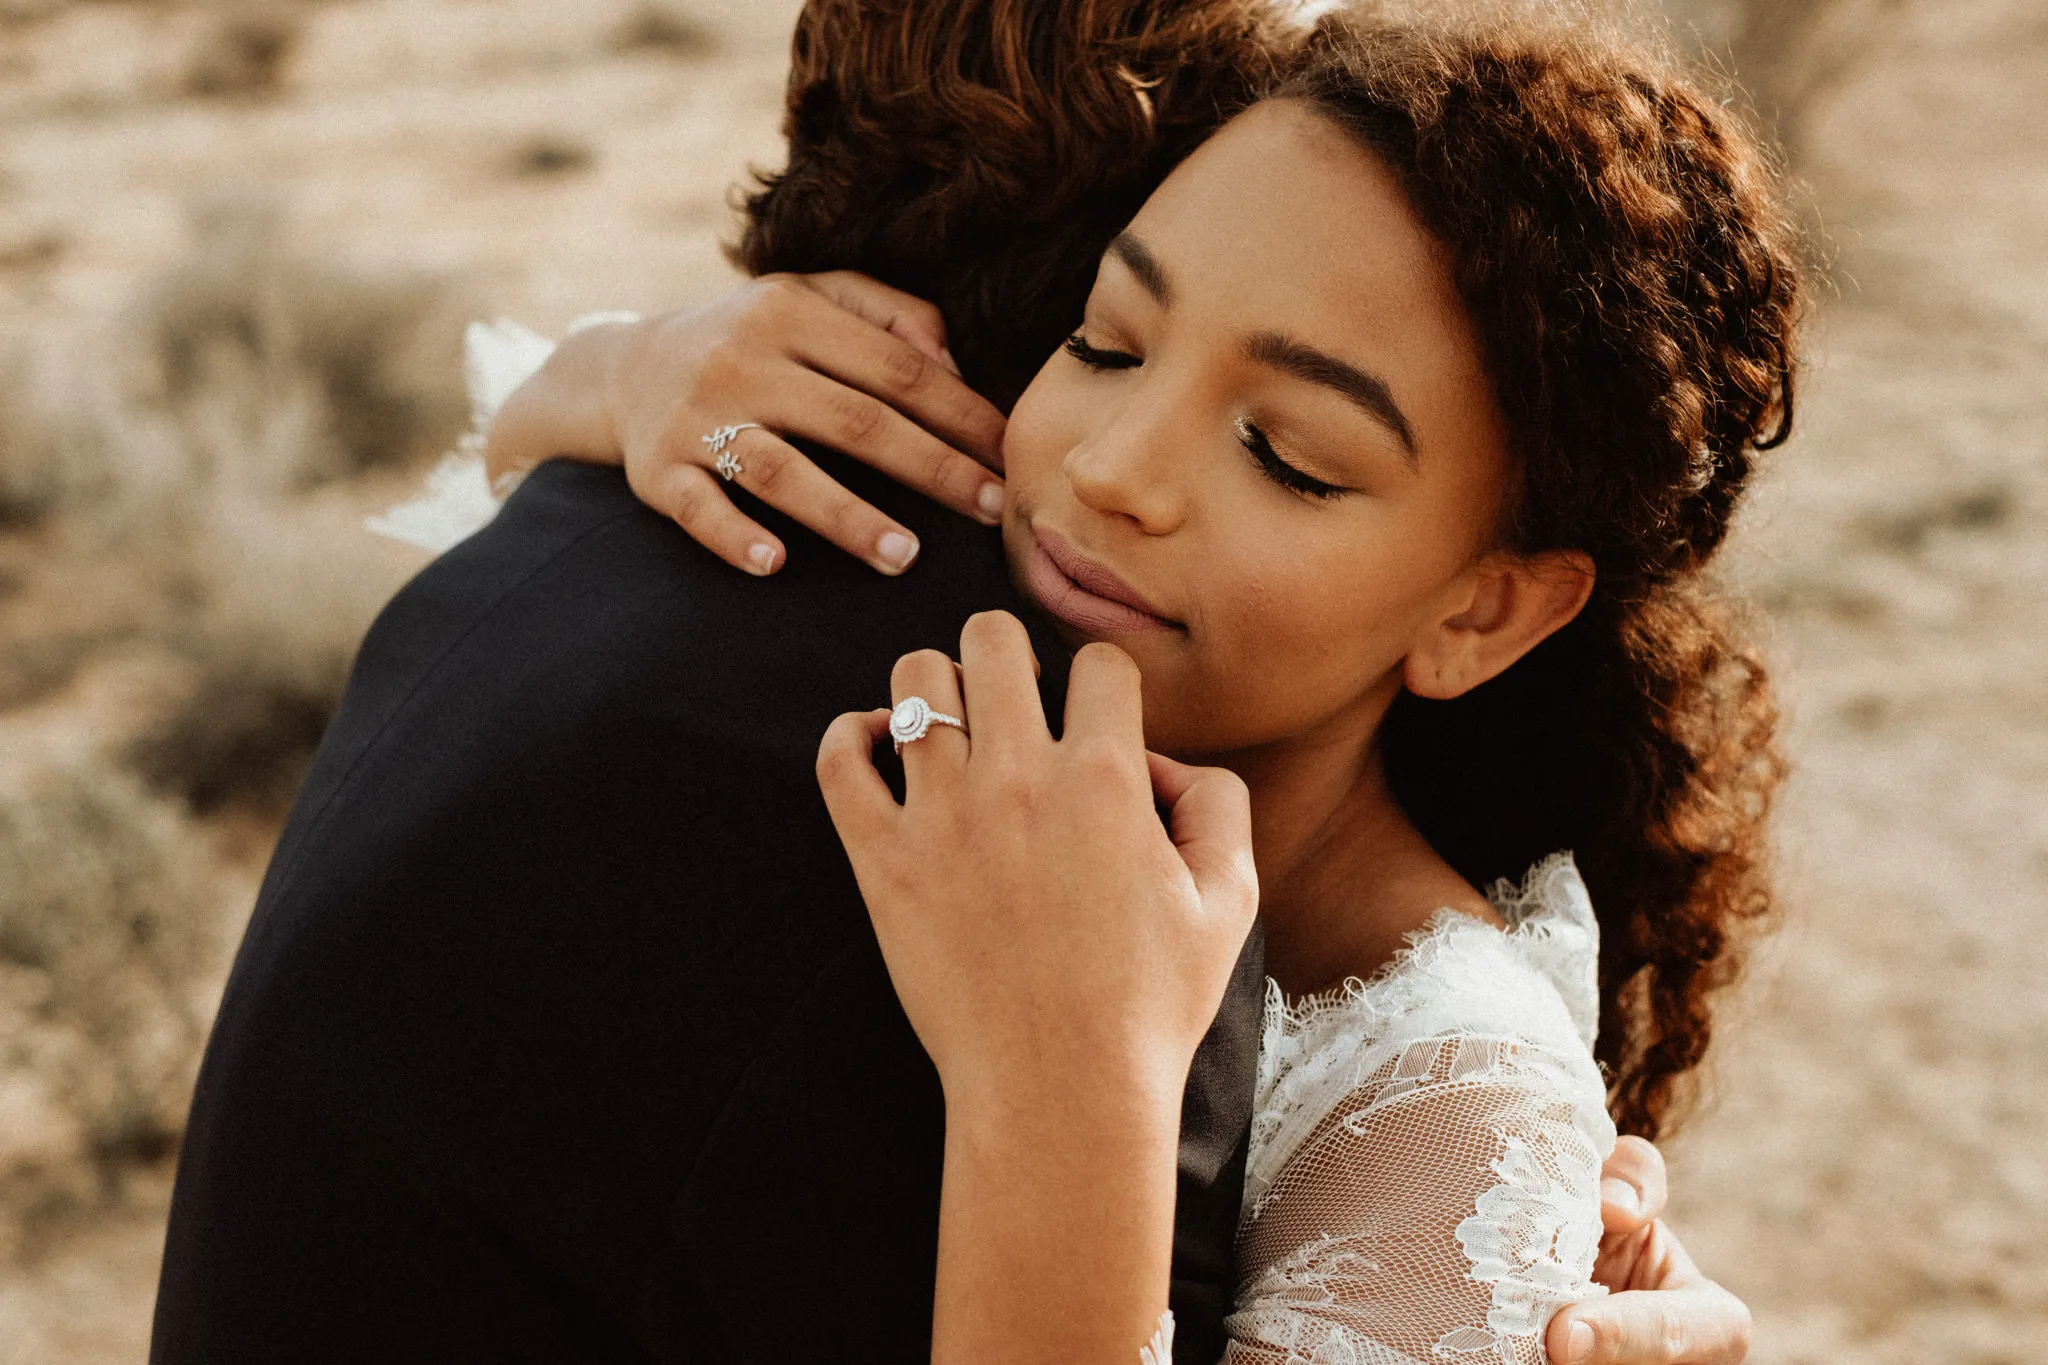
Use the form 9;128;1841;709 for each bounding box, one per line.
0;1;2042;1361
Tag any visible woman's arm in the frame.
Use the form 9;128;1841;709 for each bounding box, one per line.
934;1059;1182;1361
815;612;1259;1362
1229;1033;1614;1364
483;272;1010;577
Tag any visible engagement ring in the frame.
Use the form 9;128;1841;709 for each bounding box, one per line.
890;696;967;753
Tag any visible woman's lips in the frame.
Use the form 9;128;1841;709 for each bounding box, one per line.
1023;526;1181;636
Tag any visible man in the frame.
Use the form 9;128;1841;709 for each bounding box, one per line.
154;4;1750;1361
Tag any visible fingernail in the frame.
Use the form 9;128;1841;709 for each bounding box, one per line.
747;543;780;576
1600;1177;1641;1215
1564;1320;1594;1363
976;482;1005;523
877;531;919;573
940;346;961;377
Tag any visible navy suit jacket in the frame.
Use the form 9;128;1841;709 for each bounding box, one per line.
152;456;1264;1362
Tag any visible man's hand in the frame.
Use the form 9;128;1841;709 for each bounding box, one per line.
1548;1136;1752;1364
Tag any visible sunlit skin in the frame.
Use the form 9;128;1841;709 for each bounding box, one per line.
999;99;1593;991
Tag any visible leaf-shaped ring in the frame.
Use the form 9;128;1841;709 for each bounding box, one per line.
704;423;761;481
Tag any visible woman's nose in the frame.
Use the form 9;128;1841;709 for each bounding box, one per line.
1063;397;1191;534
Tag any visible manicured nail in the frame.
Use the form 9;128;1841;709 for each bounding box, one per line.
747;543;779;576
877;531;919;573
976;482;1005;523
1599;1177;1641;1215
940;346;961;377
1564;1320;1593;1363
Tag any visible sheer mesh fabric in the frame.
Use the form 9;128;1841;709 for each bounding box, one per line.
1218;854;1614;1365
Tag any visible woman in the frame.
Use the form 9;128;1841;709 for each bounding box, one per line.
420;3;1796;1360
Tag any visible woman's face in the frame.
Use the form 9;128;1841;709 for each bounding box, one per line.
1002;99;1517;758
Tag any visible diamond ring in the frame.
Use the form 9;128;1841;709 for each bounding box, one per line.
890;696;967;753
704;423;760;482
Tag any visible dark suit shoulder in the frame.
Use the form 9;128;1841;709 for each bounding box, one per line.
346;458;1040;769
169;468;927;1357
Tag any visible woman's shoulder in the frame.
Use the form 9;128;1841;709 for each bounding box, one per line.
1254;859;1602;1122
1267;852;1599;1056
1247;854;1611;1211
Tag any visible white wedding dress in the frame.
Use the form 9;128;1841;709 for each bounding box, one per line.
1218;853;1614;1365
377;325;1617;1365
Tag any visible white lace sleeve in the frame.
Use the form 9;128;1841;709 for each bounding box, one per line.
367;312;640;553
1225;856;1616;1365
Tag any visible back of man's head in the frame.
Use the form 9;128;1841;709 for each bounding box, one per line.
730;0;1304;409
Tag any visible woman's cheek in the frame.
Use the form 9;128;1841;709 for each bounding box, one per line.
999;367;1085;488
1222;543;1412;707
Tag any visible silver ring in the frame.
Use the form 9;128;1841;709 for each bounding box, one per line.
704;423;760;482
890;696;967;753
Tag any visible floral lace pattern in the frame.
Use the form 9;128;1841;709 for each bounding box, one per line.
1221;853;1614;1365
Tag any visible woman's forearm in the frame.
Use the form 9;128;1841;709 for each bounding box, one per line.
934;1081;1182;1364
814;620;1260;1362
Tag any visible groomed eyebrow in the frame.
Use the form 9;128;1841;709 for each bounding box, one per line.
1109;233;1173;307
1108;231;1417;462
1246;331;1418;462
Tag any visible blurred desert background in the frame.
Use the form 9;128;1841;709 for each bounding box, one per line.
0;0;2040;1360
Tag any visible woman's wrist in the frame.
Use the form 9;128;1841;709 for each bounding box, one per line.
481;321;632;484
935;1088;1180;1364
942;1050;1191;1152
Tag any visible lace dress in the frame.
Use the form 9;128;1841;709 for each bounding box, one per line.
376;326;1615;1365
1210;852;1615;1365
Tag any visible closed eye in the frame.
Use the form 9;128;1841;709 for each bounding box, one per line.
1067;332;1344;500
1063;333;1142;370
1235;418;1348;500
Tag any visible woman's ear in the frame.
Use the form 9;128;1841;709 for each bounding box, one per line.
1403;549;1595;700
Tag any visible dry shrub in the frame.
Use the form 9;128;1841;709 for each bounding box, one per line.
103;463;427;817
183;8;302;99
0;768;222;1189
0;634;113;713
0;230;67;274
0;0;65;24
0;349;69;527
108;460;429;812
125;630;344;817
509;135;596;178
0;193;453;1231
129;198;469;496
612;3;718;57
1;199;467;807
90;487;420;817
0;342;114;529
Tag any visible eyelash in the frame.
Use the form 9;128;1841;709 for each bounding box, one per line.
1061;333;1140;370
1062;332;1348;501
1234;418;1346;500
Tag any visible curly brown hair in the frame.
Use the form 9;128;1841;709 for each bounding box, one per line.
735;0;1803;1140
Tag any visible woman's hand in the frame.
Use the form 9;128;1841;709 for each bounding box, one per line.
815;611;1259;1363
482;272;1010;577
816;610;1258;1111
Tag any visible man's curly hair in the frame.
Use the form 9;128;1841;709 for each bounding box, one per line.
735;0;1805;1140
734;0;1307;409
